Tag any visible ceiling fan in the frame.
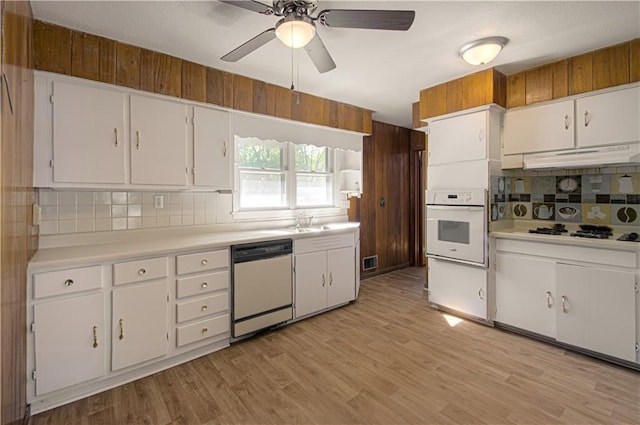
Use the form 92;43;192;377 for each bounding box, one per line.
220;0;415;73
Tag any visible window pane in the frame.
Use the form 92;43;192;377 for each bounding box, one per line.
297;175;333;206
238;139;284;170
240;172;287;208
295;145;328;172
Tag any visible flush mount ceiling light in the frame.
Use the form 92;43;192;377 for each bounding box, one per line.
275;15;316;48
459;36;509;65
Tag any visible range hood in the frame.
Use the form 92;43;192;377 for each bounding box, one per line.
523;143;640;169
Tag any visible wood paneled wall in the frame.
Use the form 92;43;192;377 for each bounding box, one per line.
419;68;506;121
507;39;640;108
352;122;414;278
33;21;373;134
1;2;36;425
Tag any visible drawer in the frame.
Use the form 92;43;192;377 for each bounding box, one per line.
176;271;228;299
33;266;102;299
176;249;228;275
176;314;229;347
176;292;228;323
294;233;354;255
113;257;168;286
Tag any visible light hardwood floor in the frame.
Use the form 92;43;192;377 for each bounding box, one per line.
31;267;640;425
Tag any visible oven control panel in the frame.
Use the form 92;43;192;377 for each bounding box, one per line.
426;189;486;206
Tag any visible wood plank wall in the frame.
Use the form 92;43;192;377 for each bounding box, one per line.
33;21;373;134
1;2;36;425
353;122;414;278
507;39;640;108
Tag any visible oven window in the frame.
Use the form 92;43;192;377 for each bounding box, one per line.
438;220;470;244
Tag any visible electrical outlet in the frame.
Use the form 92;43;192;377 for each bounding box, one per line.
153;195;164;209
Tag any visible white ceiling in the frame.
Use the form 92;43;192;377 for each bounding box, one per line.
31;1;640;128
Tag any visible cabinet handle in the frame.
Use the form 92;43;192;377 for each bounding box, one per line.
584;110;590;127
546;291;553;309
201;327;209;334
564;114;570;130
136;130;141;150
114;128;119;147
222;141;227;157
478;288;484;300
201;305;208;312
201;259;208;265
329;273;333;286
201;282;208;288
119;318;124;340
561;295;567;313
92;326;98;348
478;129;484;141
64;279;74;287
138;268;146;276
322;274;325;287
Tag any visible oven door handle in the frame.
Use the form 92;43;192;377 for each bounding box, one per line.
426;254;488;269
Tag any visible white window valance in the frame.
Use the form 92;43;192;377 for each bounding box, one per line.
232;112;363;152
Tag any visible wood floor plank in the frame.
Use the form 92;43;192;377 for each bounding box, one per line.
31;267;640;425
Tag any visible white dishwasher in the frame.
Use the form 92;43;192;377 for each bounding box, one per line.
231;239;293;338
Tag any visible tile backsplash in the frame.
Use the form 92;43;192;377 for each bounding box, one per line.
38;190;232;235
490;171;640;226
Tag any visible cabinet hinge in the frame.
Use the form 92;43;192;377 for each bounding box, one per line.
30;322;35;333
49;95;54;103
49;159;54;168
32;370;36;380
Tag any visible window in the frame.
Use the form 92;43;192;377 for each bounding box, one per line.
237;137;287;209
235;137;334;210
295;144;333;207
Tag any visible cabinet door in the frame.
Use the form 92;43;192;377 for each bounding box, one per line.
327;246;356;308
112;280;168;370
576;86;640;148
294;251;327;318
52;81;126;184
503;100;574;154
495;253;556;338
428;259;487;320
130;95;188;186
556;264;636;362
428;111;488;165
193;106;231;188
33;293;106;395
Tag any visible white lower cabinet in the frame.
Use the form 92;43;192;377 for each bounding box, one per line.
495;253;556;338
111;280;169;370
556;264;637;362
428;258;488;320
294;235;356;319
33;293;106;395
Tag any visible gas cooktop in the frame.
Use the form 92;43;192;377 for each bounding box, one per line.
527;224;639;242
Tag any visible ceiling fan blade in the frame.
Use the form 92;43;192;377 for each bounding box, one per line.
304;33;336;74
221;28;277;62
317;9;415;31
219;0;273;15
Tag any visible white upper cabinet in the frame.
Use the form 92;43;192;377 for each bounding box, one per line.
193;106;231;188
427;107;502;165
576;86;640;148
503;100;575;155
52;81;126;184
130;95;188;186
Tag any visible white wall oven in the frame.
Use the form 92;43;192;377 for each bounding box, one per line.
426;189;487;267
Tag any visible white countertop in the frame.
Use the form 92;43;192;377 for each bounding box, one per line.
490;222;640;252
29;223;360;271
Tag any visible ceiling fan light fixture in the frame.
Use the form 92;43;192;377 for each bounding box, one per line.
275;15;316;48
459;36;509;65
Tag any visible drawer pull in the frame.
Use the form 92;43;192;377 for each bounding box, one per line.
92;326;98;348
138;268;146;276
201;282;208;288
322;274;325;287
201;305;208;312
119;318;124;340
64;279;74;287
201;259;208;265
546;291;553;309
201;327;209;334
561;295;567;313
478;288;484;300
329;273;333;286
114;128;119;147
